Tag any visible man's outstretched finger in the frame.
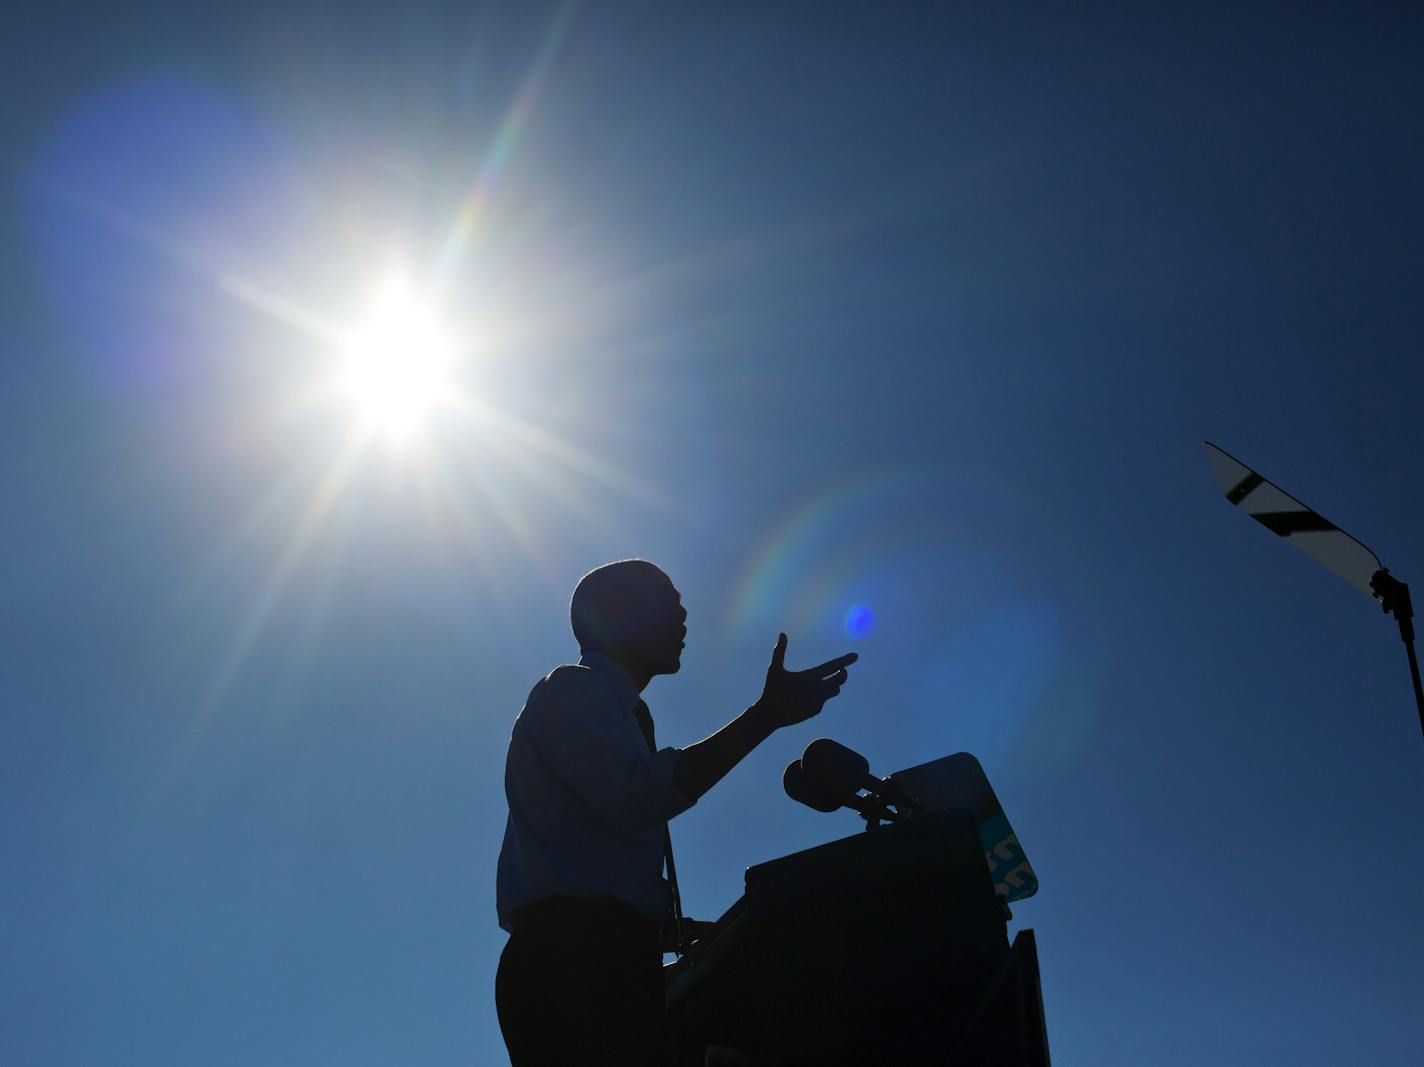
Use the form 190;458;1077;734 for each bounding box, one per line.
813;652;858;677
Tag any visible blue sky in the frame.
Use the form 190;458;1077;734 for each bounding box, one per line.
4;4;1422;1064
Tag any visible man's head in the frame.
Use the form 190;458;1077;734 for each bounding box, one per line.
570;559;687;681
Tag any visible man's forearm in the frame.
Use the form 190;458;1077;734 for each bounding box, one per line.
673;704;776;802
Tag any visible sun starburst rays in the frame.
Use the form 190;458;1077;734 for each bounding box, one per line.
165;0;680;761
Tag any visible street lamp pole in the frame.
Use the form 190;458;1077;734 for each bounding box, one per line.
1369;569;1424;740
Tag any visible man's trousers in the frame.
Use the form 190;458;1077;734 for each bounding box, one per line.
496;896;672;1066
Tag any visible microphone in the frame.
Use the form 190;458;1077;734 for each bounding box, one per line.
783;757;906;823
782;759;842;812
800;739;921;814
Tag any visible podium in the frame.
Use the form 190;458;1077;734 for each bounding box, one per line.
666;754;1050;1065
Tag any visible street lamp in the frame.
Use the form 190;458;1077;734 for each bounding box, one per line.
1205;441;1423;740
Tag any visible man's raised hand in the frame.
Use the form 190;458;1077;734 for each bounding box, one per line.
675;633;859;802
753;632;858;731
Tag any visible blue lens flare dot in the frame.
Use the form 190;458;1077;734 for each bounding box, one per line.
843;603;875;639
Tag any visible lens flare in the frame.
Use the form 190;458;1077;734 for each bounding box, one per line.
843;603;875;638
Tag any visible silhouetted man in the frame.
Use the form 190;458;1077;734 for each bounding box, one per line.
495;559;858;1065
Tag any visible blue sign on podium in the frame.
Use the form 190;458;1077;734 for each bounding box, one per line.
888;753;1039;903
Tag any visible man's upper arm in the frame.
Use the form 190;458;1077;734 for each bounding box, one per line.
523;667;693;830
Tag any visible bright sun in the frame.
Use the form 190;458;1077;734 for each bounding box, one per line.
339;271;454;443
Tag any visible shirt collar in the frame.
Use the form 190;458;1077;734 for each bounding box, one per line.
578;650;642;711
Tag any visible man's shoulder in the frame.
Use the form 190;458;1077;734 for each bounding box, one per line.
517;663;599;726
539;662;594;696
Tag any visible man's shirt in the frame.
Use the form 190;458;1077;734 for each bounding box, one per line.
496;651;695;933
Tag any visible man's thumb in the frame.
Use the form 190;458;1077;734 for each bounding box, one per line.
771;632;788;669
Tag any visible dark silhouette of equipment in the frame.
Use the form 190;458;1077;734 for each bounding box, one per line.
783;758;903;826
783;740;918;826
800;738;922;818
1205;441;1424;739
669;746;1049;1065
781;758;844;813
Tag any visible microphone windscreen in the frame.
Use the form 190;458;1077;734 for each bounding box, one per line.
782;759;842;813
800;738;870;802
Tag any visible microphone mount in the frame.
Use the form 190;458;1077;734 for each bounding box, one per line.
784;739;923;829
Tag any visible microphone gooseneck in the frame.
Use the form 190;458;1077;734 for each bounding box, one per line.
787;739;920;824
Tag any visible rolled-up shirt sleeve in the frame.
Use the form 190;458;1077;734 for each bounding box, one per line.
522;667;695;831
